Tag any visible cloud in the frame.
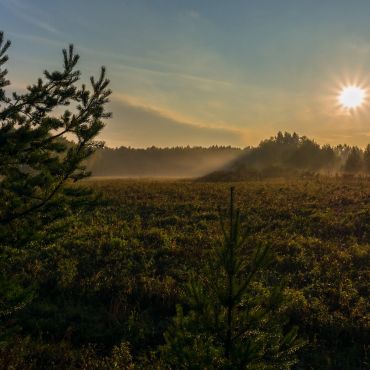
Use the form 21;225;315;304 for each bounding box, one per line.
101;95;246;148
181;10;201;20
1;0;61;35
8;32;65;49
187;10;200;19
101;54;232;88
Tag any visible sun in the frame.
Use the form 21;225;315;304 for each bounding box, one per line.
338;86;366;109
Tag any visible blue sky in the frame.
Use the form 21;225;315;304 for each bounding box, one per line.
2;0;370;147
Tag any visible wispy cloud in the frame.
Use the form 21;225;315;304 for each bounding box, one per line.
104;94;246;147
181;10;201;20
8;31;65;48
77;46;232;88
1;0;61;35
112;94;236;130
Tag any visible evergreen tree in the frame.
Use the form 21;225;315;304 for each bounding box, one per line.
160;188;304;369
363;144;370;173
0;31;111;245
320;144;337;170
344;147;363;173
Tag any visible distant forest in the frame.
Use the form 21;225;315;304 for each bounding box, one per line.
203;132;370;181
88;132;370;179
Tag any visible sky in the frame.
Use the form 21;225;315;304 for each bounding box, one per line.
2;0;370;148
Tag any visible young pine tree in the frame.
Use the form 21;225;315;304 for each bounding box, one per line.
160;187;304;369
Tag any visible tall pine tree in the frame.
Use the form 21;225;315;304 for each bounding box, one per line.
0;31;111;346
0;31;111;245
363;144;370;173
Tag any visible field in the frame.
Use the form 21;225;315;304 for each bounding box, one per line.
2;178;369;369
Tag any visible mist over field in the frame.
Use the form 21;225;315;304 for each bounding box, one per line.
87;145;246;178
87;132;370;179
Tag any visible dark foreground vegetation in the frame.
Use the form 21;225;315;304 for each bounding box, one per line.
1;179;369;368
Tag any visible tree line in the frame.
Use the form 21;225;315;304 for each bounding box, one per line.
88;132;370;179
203;132;370;181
